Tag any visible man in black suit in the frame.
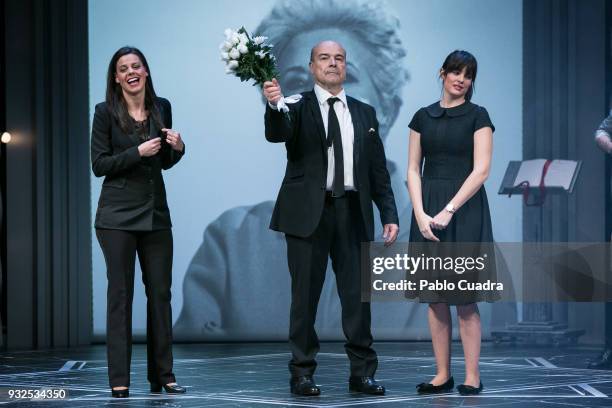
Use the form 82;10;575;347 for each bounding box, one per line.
262;40;399;396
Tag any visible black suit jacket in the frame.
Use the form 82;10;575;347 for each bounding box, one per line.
264;90;398;240
91;97;184;230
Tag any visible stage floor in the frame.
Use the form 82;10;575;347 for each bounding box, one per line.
1;342;611;407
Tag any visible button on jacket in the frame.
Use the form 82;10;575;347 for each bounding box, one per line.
91;97;184;230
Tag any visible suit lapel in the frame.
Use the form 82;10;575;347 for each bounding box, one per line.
147;115;158;141
347;96;362;175
305;91;327;150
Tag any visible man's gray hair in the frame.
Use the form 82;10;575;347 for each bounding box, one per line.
256;0;408;136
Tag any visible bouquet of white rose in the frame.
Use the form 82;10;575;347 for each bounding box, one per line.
220;27;293;115
220;27;277;84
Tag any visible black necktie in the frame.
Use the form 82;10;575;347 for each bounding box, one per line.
327;97;345;197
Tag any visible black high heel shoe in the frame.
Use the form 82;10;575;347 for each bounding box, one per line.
150;382;187;394
457;382;483;395
416;376;454;394
111;387;129;398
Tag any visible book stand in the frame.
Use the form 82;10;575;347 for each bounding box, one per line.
492;160;585;345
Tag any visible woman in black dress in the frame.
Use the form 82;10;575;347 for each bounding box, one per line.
407;50;495;395
91;46;186;398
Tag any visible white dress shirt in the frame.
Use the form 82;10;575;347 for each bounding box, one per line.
313;84;356;191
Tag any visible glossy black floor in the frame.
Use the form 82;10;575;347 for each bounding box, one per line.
1;342;611;407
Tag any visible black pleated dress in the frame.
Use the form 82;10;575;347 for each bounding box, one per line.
407;101;499;304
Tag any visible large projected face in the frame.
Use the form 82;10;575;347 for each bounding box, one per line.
277;29;383;126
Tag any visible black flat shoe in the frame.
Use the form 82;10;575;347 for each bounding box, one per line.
349;376;386;395
150;383;187;394
457;382;483;395
290;375;320;396
416;376;454;394
588;348;612;369
111;388;129;398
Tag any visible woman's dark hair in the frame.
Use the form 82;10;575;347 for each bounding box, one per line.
440;50;478;101
105;46;164;133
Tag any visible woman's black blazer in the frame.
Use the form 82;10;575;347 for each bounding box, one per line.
91;97;184;230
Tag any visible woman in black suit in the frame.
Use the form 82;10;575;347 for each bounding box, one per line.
91;46;186;398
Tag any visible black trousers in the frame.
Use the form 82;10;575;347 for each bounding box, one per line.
285;192;377;377
96;228;176;388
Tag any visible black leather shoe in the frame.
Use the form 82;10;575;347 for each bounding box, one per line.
349;376;386;395
290;375;320;396
150;383;187;394
111;388;129;398
416;376;454;394
457;382;483;395
588;348;612;369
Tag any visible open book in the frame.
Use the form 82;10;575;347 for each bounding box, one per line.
513;159;578;190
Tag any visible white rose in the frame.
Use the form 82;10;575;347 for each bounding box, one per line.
253;36;267;45
227;60;239;70
238;33;249;45
221;41;232;52
238;44;248;54
221;52;229;61
229;48;240;60
224;28;233;39
231;33;240;45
